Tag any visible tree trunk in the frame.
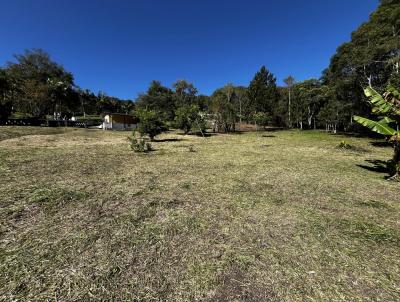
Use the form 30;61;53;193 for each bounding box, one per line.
389;141;400;180
367;75;372;87
288;89;291;128
239;98;242;131
307;106;312;128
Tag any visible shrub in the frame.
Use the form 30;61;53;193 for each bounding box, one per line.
130;130;153;153
136;109;167;141
338;140;351;149
252;112;270;129
174;105;206;134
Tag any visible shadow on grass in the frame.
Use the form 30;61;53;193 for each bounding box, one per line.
370;141;392;148
210;128;284;135
177;132;215;137
153;138;185;142
264;127;286;132
261;135;276;138
336;131;381;139
357;159;389;174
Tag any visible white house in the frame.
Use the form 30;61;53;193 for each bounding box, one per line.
102;113;138;130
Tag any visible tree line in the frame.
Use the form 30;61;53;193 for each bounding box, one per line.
1;0;399;133
0;49;134;120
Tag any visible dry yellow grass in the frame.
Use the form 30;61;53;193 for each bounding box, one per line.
0;126;399;301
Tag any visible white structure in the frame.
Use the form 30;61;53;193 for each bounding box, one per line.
102;113;138;130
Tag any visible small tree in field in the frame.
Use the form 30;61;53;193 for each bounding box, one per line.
354;86;400;180
136;109;166;141
252;111;270;131
174;104;206;134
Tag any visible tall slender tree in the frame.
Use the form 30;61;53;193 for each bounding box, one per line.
284;75;295;128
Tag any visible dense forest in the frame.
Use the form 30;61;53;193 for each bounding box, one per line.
1;0;399;132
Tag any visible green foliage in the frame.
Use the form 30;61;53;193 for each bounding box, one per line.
130;136;152;153
136;109;167;140
354;87;399;136
323;0;400;129
338;140;351;149
135;80;208;123
174;104;205;134
3;49;75;117
284;75;295;88
353;115;396;136
1;49;133;118
247;66;279;115
172;79;198;107
366;86;400;116
252;111;270;128
130;129;153;152
354;86;400;178
0;68;12;119
210;84;237;132
135;81;175;121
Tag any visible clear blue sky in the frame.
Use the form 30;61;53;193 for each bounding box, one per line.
0;0;379;100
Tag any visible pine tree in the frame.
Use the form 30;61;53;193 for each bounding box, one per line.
247;66;279;116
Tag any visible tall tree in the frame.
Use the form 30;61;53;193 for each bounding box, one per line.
234;86;250;125
210;84;237;132
172;79;198;107
135;81;175;120
324;0;400;129
5;49;75;117
284;75;295;127
247;66;279;116
0;68;12;119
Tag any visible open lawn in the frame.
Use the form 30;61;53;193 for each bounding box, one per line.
0;126;399;301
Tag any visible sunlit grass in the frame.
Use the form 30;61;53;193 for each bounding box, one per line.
0;126;399;301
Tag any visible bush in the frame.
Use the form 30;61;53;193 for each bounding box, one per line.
174;105;206;134
338;140;351;149
252;112;270;129
136;109;167;141
130;130;153;152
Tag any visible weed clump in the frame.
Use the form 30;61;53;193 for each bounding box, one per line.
338;140;351;149
130;130;153;153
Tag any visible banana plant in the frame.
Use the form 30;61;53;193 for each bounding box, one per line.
354;86;400;180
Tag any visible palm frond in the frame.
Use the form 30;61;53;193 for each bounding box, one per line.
353;115;396;136
365;87;400;115
378;116;396;124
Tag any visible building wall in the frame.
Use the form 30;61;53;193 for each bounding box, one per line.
102;114;137;130
111;122;137;130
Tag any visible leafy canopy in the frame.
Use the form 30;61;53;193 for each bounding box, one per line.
136;109;167;140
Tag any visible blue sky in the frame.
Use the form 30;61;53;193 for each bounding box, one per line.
0;0;379;100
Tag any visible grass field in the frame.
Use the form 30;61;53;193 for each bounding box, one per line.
0;126;399;301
